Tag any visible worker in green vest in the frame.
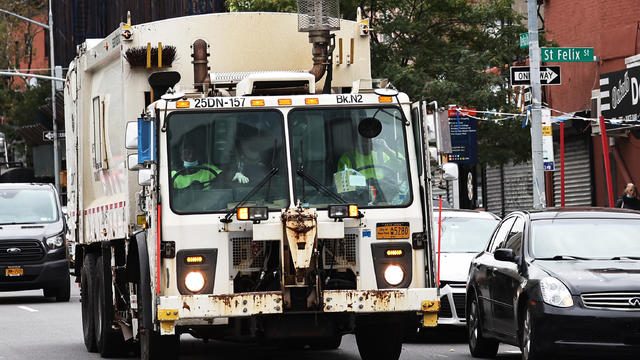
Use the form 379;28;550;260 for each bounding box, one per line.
337;137;404;181
171;144;221;190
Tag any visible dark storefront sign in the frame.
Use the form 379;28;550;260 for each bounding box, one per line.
447;108;478;164
600;67;640;120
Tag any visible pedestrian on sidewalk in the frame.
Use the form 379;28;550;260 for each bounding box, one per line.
615;183;640;210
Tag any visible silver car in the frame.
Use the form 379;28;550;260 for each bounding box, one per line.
434;209;499;326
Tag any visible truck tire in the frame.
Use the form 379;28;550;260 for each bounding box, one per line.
81;252;98;352
94;252;126;357
355;324;402;360
310;335;342;350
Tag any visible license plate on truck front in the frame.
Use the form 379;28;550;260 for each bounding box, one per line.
5;267;23;277
376;222;410;239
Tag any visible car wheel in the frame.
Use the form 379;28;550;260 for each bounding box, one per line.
81;252;98;352
521;307;546;360
467;294;499;358
94;253;126;357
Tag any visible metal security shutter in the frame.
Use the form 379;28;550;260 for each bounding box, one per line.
503;161;533;213
485;165;503;216
553;137;592;206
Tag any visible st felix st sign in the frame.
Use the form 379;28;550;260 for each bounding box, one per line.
510;66;561;87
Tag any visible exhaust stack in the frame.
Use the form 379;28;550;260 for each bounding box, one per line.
192;39;211;92
297;0;340;83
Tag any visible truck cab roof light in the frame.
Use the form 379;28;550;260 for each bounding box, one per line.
251;99;265;106
176;100;190;108
305;98;319;105
278;99;292;105
378;96;393;103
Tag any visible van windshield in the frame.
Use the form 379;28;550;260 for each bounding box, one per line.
0;189;58;224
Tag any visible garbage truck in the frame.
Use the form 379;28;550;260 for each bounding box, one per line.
64;2;440;359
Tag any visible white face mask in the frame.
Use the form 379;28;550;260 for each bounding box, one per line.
183;160;199;168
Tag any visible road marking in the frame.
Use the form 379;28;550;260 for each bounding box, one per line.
17;306;38;312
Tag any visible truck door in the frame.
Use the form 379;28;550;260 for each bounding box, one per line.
411;101;436;287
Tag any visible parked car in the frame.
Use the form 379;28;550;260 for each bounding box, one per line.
434;209;500;326
466;208;640;359
0;183;70;301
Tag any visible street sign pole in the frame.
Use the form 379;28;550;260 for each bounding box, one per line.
527;0;546;209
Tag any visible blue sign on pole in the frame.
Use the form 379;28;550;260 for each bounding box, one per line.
447;109;478;164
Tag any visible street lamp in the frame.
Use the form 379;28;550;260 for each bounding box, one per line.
0;2;62;196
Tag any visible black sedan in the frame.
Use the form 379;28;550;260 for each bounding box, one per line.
466;208;640;359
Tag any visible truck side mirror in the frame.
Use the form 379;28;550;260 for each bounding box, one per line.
442;162;458;181
138;168;152;186
127;153;142;171
125;121;138;149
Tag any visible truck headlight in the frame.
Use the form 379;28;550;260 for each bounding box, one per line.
383;264;404;286
184;271;205;293
46;235;65;249
540;277;573;308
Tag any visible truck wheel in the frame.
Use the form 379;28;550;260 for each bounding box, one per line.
94;253;125;357
140;330;180;359
355;325;402;360
81;252;98;352
310;335;342;350
55;270;71;302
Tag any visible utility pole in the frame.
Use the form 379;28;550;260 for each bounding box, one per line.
527;0;546;209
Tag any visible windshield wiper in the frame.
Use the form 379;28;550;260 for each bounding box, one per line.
537;255;591;260
296;168;346;204
221;167;278;223
610;256;640;260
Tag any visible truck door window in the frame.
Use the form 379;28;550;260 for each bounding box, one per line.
289;106;412;208
92;96;102;170
166;110;288;214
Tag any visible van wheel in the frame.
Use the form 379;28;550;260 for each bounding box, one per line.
94;253;125;357
467;294;498;358
55;270;71;302
81;252;98;352
355;324;402;360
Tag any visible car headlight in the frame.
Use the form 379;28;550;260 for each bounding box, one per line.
46;235;65;249
184;271;205;293
540;277;573;308
383;264;405;286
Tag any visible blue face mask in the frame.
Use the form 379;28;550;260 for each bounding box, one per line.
625;194;633;199
184;160;198;168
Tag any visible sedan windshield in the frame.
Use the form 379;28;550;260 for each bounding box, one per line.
0;189;58;224
531;218;640;259
167;110;288;213
289;106;411;208
435;217;499;252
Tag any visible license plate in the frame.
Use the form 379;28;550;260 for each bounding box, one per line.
376;222;410;239
5;267;24;277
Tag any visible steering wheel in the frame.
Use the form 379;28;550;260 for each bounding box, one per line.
356;165;404;204
171;165;219;190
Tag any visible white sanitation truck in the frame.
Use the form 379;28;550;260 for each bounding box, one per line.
64;2;440;359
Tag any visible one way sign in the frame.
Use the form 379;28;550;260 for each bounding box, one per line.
510;66;561;87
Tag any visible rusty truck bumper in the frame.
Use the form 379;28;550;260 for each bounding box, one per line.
157;288;439;335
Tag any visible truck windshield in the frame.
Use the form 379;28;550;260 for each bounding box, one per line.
289;106;411;208
0;188;58;224
167;110;288;213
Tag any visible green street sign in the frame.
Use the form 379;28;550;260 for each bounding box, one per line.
541;47;594;62
520;33;529;48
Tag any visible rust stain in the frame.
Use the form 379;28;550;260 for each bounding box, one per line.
182;302;190;311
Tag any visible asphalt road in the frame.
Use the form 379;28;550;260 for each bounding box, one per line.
0;278;522;360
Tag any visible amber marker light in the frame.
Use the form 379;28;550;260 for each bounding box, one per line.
251;99;265;106
237;207;249;220
385;249;404;257
378;96;393;103
278;99;292;106
348;204;359;218
305;98;319;105
186;256;204;264
176;101;190;108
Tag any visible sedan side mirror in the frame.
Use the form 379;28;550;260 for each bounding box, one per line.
494;248;516;262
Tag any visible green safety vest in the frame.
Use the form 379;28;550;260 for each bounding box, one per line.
337;150;403;180
171;164;221;189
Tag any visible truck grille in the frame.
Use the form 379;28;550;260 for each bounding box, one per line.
581;292;640;311
322;234;357;269
232;237;266;271
0;240;45;263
